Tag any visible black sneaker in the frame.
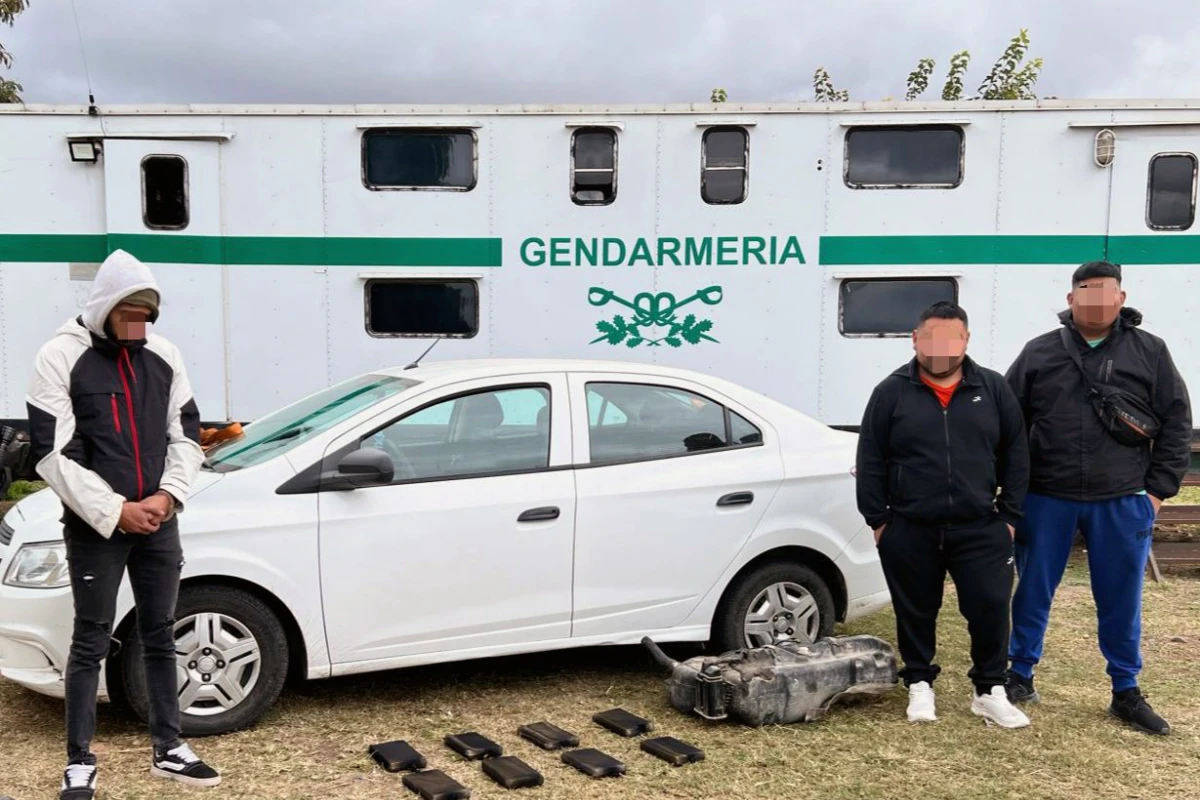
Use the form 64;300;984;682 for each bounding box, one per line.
59;763;97;799
1109;687;1170;735
151;742;222;787
1004;669;1040;704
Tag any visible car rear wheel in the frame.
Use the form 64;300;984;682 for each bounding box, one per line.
122;585;289;736
711;561;836;654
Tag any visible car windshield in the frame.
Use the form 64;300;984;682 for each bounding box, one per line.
205;373;420;471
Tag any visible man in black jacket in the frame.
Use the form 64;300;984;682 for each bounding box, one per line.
856;301;1031;728
1004;261;1191;736
26;250;221;798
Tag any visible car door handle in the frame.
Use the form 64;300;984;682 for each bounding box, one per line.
717;492;754;507
518;506;560;522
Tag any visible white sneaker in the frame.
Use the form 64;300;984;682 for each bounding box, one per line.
60;762;98;799
971;686;1032;728
907;681;938;722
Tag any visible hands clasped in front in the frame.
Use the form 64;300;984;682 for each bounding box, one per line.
119;493;173;534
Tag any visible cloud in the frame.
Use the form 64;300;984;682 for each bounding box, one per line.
1091;27;1200;98
2;0;1196;105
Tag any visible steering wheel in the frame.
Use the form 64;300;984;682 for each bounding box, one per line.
379;437;418;481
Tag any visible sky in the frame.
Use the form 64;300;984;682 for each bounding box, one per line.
3;0;1199;105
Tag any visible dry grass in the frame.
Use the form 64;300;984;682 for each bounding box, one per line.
1169;486;1200;505
1;558;1198;800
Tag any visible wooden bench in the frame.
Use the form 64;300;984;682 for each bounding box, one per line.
1151;541;1200;567
1149;504;1200;580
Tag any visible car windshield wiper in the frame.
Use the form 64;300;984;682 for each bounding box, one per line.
260;427;307;445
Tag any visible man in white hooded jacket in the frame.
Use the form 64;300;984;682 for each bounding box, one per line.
26;250;221;799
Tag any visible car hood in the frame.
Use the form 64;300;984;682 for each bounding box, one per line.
5;471;226;543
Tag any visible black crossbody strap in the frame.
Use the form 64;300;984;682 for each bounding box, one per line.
1060;327;1098;395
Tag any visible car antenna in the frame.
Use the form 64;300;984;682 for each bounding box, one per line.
404;337;442;370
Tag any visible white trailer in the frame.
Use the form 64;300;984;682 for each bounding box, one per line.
1;100;1198;432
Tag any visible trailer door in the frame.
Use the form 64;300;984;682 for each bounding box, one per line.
101;138;228;421
1102;129;1199;391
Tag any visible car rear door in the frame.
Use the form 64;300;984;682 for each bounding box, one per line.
566;372;784;639
315;373;576;668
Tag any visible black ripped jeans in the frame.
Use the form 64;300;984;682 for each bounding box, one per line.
63;517;184;766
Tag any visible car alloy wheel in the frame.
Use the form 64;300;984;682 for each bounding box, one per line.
120;585;289;736
174;612;262;716
743;580;821;648
711;561;836;655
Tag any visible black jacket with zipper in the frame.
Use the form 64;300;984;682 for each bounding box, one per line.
25;249;205;539
1005;307;1192;502
855;355;1030;530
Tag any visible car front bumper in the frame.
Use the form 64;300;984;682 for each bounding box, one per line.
0;583;109;702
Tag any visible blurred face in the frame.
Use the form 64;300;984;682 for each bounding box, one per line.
108;303;151;342
1069;277;1124;331
913;317;969;379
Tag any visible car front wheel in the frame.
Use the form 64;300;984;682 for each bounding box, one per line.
711;561;836;654
121;585;289;736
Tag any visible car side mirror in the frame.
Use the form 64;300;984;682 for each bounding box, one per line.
335;447;395;488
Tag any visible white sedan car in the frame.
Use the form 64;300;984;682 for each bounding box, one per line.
0;358;888;735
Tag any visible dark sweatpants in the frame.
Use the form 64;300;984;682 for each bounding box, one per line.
877;514;1015;692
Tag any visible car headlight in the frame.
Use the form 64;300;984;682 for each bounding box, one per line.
4;543;71;589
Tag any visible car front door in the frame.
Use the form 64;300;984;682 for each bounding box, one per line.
566;373;785;639
315;374;576;669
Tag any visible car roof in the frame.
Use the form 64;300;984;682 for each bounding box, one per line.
376;357;732;386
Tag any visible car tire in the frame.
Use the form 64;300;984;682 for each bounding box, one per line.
710;561;836;655
122;585;289;737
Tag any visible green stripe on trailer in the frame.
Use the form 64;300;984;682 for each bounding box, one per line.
1107;236;1200;264
0;234;504;267
1;233;1197;267
820;234;1200;265
819;235;1109;265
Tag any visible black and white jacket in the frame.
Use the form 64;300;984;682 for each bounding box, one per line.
25;250;204;538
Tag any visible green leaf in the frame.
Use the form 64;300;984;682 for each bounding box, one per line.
595;319;626;345
626;336;643;348
665;337;683;348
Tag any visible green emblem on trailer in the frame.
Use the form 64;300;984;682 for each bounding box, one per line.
588;285;723;348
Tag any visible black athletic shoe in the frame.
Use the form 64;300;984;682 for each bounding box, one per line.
151;742;222;787
1004;670;1040;704
1110;687;1170;735
59;763;97;799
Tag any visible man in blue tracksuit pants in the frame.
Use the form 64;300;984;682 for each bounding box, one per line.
1003;261;1192;735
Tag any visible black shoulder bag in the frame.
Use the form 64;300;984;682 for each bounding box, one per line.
1060;328;1160;447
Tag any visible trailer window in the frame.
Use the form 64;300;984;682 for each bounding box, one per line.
702;127;748;204
142;155;189;230
1147;153;1197;231
362;129;477;190
839;278;958;336
571;127;617;205
365;279;479;338
844;125;964;188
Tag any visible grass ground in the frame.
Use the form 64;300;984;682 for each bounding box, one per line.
1;557;1197;800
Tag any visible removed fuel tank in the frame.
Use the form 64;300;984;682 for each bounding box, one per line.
642;634;898;727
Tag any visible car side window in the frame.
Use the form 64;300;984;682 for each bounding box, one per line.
585;382;750;465
730;411;762;445
369;386;551;482
587;388;628;426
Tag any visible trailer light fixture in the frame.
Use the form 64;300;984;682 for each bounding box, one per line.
69;139;100;163
1094;129;1116;167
